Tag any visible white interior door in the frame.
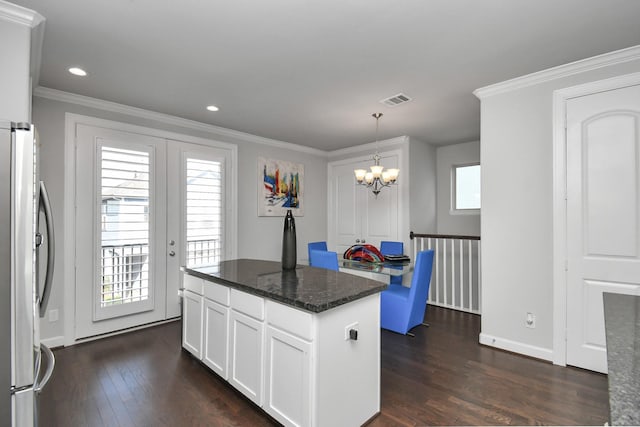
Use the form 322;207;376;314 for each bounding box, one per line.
566;84;640;373
75;124;167;339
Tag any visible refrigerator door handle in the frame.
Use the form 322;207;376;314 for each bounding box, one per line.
34;343;55;393
38;181;55;318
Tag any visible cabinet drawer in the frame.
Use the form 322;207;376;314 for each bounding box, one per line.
230;289;264;320
204;281;230;306
267;300;313;341
183;274;204;295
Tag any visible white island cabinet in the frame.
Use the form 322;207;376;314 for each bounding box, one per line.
202;281;230;379
182;259;385;427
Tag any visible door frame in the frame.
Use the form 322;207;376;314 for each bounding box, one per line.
63;113;238;346
551;71;640;366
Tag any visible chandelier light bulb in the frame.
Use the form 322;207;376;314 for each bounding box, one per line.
364;172;374;184
354;169;367;182
370;165;384;178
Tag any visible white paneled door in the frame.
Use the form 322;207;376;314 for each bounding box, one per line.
566;84;640;373
75;123;233;340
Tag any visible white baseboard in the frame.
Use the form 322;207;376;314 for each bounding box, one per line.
40;336;65;349
479;333;553;362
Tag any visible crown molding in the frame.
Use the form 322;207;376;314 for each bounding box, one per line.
328;136;409;159
33;86;328;157
473;44;640;99
0;0;44;27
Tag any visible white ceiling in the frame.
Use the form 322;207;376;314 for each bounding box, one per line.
13;0;640;151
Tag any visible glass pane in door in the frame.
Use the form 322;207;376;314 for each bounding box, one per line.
185;158;223;267
100;146;150;306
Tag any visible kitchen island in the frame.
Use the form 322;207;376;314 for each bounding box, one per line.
182;259;387;427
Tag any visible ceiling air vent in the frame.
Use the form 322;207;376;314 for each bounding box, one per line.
379;93;412;107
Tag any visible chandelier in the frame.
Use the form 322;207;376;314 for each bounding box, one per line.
354;113;399;197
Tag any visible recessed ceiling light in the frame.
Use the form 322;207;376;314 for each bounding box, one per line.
206;105;220;112
68;67;87;77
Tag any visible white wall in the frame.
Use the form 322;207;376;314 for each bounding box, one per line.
32;94;328;343
409;138;437;235
477;50;640;359
436;140;481;236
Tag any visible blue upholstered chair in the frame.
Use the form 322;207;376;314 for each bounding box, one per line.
307;241;328;266
380;240;404;286
309;249;339;271
380;249;434;336
380;241;403;256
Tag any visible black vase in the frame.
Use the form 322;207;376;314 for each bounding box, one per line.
281;210;297;270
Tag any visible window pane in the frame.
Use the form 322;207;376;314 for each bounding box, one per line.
100;146;150;307
186;158;223;267
455;164;481;210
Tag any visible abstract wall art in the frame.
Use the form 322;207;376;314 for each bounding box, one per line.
258;157;304;216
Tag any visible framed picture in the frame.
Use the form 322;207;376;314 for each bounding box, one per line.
258;157;304;217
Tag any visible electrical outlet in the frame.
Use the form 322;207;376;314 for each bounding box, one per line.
344;322;359;340
525;312;536;328
48;309;59;323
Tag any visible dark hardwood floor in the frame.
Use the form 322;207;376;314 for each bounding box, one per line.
39;307;609;426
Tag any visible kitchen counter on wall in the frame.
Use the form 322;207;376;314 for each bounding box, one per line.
603;293;640;426
183;258;387;312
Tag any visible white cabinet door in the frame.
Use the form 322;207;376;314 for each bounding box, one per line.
229;310;264;406
203;298;229;378
329;154;400;255
182;289;203;359
265;326;311;427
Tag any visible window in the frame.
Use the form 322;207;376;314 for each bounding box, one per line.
453;164;481;212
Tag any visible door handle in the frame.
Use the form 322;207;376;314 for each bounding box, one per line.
34;344;55;393
169;250;175;257
38;181;55;318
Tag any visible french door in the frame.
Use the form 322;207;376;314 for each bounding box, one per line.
74;123;233;339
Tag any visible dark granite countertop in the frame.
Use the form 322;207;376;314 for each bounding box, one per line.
183;258;387;313
603;293;640;426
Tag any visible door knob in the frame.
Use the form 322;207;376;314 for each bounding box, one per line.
169;240;175;246
356;239;360;243
169;250;175;257
362;239;366;243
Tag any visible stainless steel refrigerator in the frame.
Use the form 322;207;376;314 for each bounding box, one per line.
1;121;55;426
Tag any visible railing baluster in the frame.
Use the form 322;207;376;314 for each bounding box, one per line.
468;239;473;312
435;238;439;305
443;239;448;306
459;239;463;311
477;240;481;313
425;238;432;302
451;238;455;308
